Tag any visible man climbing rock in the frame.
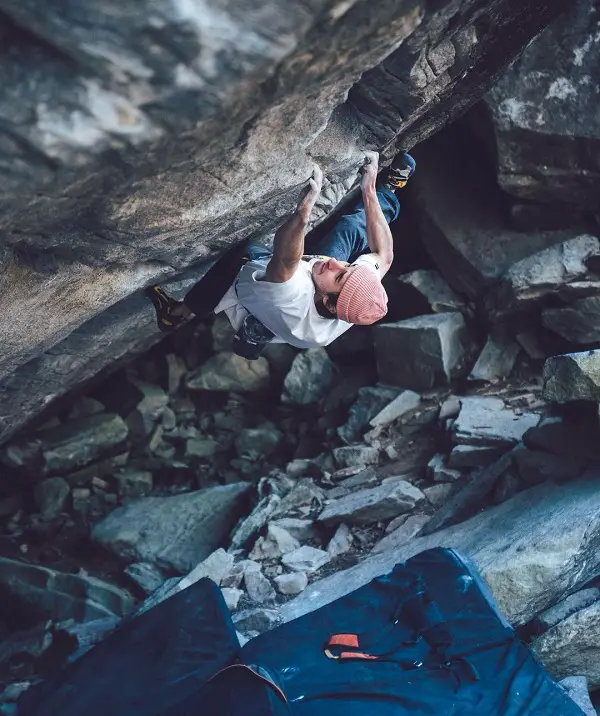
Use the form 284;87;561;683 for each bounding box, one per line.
147;150;415;358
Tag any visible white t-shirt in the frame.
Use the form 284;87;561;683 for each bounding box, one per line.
214;254;381;349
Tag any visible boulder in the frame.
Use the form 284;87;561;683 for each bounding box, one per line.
533;600;600;689
318;477;425;526
452;396;540;447
270;518;318;543
372;514;431;554
34;477;70;517
513;446;586;486
337;386;400;445
235;426;283;460
92;482;251;573
165;354;187;395
280;472;600;627
0;413;128;477
423;483;454;506
543;295;600;345
523;416;600;463
281;546;330;574
0;556;133;623
275;572;308;596
468;334;520;382
543;350;600;402
186;353;270;393
369;390;421;428
373;313;469;391
185;438;220;459
485;0;600;212
124;378;169;438
494;235;600;313
281;349;338;405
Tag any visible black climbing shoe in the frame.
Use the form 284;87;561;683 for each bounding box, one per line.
387;151;416;189
146;285;185;332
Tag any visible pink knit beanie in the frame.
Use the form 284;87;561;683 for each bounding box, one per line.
337;267;388;325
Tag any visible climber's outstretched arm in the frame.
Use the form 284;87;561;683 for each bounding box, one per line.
264;164;323;284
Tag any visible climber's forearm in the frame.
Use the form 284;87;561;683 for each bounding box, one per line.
363;186;394;269
271;211;307;268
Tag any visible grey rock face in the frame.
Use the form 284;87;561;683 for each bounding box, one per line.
281;473;600;627
533;601;600;689
452;396;540;447
186;353;270;393
319;478;425;526
485;0;600;212
373;313;469;391
337;386;400;445
282;349;338;405
1;414;128;477
92;482;251;573
543;350;600;402
0;556;133;623
543;295;600;344
0;0;565;444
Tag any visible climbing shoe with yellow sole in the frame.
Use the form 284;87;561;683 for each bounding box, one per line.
386;151;416;189
146;285;185;332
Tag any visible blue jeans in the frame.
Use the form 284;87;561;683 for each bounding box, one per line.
247;187;400;263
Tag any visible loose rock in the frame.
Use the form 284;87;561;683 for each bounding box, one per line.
221;587;244;611
281;349;338;405
447;444;506;468
34;477;70;518
319;477;425;526
92;483;251;573
281;546;330;574
452;396;540;447
326;523;353;557
373;313;469;390
270;518;318;543
332;445;380;469
423;483;454;506
543;350;600;403
244;562;276;603
397;269;465;313
250;524;300;560
427;454;461;482
185;438;220;459
369;390;421;428
114;470;153;498
235;426;283;460
468;334;520;382
338;386;400;444
186;352;270;392
543;295;600;344
179;549;235;590
274;572;308;596
372;514;431;554
557;677;596;716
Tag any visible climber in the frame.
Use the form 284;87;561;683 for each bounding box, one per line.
146;150;415;358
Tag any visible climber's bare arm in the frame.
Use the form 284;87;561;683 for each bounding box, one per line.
361;152;394;279
264;164;323;284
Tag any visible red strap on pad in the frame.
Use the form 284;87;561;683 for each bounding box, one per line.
327;634;359;648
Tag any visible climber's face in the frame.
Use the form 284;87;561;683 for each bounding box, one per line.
312;258;356;296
